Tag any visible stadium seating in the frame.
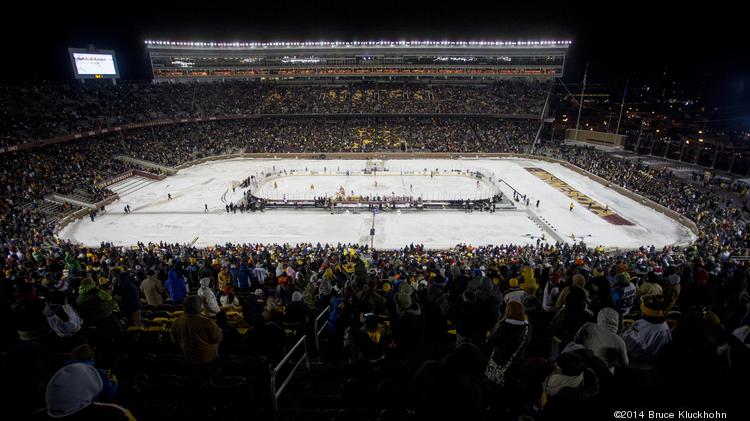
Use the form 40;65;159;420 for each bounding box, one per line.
1;80;749;421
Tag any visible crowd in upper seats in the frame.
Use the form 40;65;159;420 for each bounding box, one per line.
0;80;547;145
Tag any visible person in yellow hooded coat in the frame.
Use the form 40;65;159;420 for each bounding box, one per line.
519;265;539;296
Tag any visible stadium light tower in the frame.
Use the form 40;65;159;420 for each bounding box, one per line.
615;80;628;135
574;62;588;142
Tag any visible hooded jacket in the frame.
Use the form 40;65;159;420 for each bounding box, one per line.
573;307;629;370
621;316;672;368
165;269;187;303
197;278;221;317
218;268;232;291
75;280;118;324
46;363;133;420
43;303;82;338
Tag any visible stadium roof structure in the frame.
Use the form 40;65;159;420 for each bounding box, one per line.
144;40;572;48
145;40;571;81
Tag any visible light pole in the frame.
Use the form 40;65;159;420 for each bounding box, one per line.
574;62;588;142
615;80;628;135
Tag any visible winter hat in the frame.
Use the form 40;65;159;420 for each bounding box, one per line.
666;274;681;285
508;278;519;288
183;295;202;315
291;291;303;302
395;293;412;313
70;344;96;362
319;278;332;296
523;295;542;313
703;311;721;326
614;271;631;285
78;278;97;295
46;363;103;417
640;295;665;318
556;352;585;377
572;274;586;288
254;288;264;297
399;282;414;296
561;342;587;355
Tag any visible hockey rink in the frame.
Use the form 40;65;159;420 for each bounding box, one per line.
254;173;497;201
58;158;697;250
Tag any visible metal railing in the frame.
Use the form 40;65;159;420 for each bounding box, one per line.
270;335;310;414
313;305;331;352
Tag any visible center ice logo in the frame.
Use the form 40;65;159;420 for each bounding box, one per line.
525;168;633;226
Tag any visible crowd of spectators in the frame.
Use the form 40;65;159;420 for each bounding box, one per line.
0;116;536;249
537;144;750;258
0;80;547;145
1;85;750;419
2;236;748;419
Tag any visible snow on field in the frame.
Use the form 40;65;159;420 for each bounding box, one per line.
58;158;696;250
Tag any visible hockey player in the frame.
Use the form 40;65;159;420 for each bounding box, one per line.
569;203;574;212
204;204;208;213
168;193;172;200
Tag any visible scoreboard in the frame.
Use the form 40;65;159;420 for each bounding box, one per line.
68;48;120;80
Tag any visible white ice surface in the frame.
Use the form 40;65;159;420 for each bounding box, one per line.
255;173;496;201
58;158;696;250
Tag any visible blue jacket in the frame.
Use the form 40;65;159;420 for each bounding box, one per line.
236;264;251;289
165;269;187;303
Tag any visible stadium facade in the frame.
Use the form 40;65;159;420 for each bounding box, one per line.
145;40;571;82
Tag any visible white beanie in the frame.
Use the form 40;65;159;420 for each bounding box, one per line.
46;363;103;417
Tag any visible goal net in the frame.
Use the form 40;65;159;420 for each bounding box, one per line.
364;159;387;173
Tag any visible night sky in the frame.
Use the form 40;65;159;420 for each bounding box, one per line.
4;1;748;113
